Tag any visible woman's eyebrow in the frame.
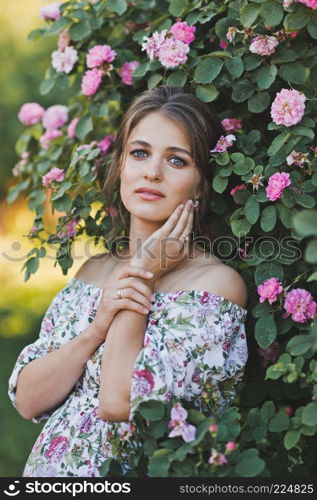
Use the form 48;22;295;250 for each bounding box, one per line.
128;140;193;158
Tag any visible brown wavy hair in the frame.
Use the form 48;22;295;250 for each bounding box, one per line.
100;85;224;255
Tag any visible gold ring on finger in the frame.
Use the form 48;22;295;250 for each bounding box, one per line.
117;288;125;299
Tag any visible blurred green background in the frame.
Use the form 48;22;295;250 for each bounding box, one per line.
0;0;84;476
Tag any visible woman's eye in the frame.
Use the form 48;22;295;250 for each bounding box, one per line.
130;149;186;166
131;149;148;158
171;156;186;166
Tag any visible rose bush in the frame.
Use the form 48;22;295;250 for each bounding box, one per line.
8;0;317;476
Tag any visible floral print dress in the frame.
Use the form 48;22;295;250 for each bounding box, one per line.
8;277;248;477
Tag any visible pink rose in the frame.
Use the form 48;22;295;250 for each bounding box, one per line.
249;35;279;56
18;102;45;126
170;21;196;44
118;61;140;85
40;2;61;21
57;30;71;50
282;288;317;323
39;129;63;150
81;68;103;96
221;118;242;132
271;89;306;127
86;44;117;68
67;117;80;139
210;134;236;153
98;134;116;154
266;172;291;201
42;167;65;187
141;29;168;60
298;0;317;9
42;105;68;130
51;46;78;74
257;277;283;304
158;37;190;68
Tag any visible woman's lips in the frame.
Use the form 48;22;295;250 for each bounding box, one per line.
136;192;165;201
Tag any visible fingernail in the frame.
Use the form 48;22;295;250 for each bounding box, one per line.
179;204;184;209
188;199;194;206
146;271;154;277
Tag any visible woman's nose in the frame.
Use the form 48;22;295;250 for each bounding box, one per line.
143;155;162;178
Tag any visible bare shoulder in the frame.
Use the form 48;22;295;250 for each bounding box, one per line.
73;252;112;285
193;261;248;309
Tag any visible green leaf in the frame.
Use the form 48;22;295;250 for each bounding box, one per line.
232;80;255;102
107;0;128;16
284;9;311;30
166;70;187;86
293;126;315;139
25;256;39;274
302;402;317;427
268;132;290;156
138;401;164;421
248;92;271;113
245;196;260;225
278;63;307;84
240;3;261;27
169;0;189;16
27;28;45;41
234;457;265;477
195;84;218;102
148;73;163;89
48;16;72;35
307;16;317;39
52;193;72;212
296;194;316;209
224;57;244;78
255;261;284;285
75;116;93;141
284;429;301;450
194;58;223;83
68;21;91;41
231;217;251;237
98;459;111;476
305;239;317;264
256;65;277;90
260;1;284;26
148;453;171;477
132;61;150;78
40;78;56;95
212;175;228;193
268;413;290;432
255;314;277;349
287;334;315;356
293;210;317;237
260;401;275;421
51;181;72;201
244;54;262;70
260;206;277;232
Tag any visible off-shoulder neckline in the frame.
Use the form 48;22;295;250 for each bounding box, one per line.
68;277;248;313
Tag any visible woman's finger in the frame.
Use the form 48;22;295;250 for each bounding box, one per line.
156;204;184;237
170;199;193;238
118;265;153;280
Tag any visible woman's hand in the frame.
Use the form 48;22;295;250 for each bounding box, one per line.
130;198;194;280
90;264;155;342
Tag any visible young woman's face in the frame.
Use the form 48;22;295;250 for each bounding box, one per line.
119;111;201;222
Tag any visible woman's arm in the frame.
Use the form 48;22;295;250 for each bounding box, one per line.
15;323;103;420
98;276;156;422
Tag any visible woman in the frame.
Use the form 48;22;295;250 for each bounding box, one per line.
8;85;248;477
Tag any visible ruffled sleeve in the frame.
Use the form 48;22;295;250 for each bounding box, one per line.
128;290;248;422
8;287;67;424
